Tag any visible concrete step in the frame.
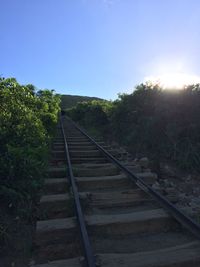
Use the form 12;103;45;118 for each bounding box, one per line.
68;144;110;150
39;194;74;220
92;231;196;255
34;209;177;264
90;204;159;216
44;178;69;194
35;238;81;263
76;171;157;192
36;218;76;241
80;189;152;209
76;174;132;192
69;150;101;157
69;149;120;158
68;145;97;150
86;209;176;236
34;218;81;263
34;241;200;267
66;137;89;143
67;141;105;146
72;163;120;177
35;208;175;248
98;241;200;267
71;157;108;164
64;130;81;133
67;136;103;142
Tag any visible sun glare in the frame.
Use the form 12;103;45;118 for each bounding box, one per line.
145;72;200;90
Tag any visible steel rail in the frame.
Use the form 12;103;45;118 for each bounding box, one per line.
60;116;96;267
66;116;200;240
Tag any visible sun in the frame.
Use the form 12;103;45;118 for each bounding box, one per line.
145;72;200;90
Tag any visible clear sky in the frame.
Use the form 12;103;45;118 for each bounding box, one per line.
1;0;200;99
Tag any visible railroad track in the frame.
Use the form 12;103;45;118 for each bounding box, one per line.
33;116;200;267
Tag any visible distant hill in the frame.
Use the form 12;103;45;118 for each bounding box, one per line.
61;94;104;110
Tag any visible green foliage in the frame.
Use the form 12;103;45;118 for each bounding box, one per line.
68;83;200;172
61;94;104;110
67;100;112;137
0;77;60;246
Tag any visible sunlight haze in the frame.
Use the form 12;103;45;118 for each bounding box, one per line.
145;72;200;90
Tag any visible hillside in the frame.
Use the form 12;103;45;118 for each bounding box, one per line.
61;94;104;110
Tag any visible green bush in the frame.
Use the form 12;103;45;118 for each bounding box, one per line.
67;100;112;138
67;83;200;172
0;77;60;247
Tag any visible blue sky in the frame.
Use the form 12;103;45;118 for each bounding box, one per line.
1;0;200;99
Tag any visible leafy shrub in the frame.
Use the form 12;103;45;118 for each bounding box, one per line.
0;77;60;248
67;100;112;138
67;83;200;172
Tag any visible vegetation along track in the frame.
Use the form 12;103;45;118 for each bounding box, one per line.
33;116;200;267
